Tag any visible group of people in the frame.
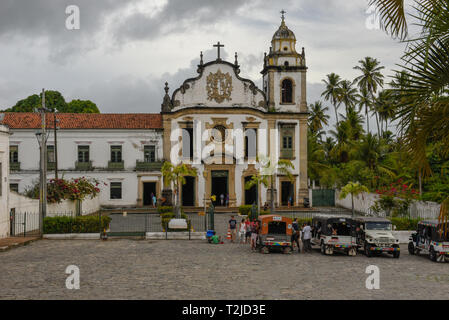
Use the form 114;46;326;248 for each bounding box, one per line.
291;218;313;253
218;193;230;207
228;216;260;250
226;216;313;253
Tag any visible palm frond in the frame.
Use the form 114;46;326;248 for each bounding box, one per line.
369;0;408;40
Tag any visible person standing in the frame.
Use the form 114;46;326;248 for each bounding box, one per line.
228;215;237;243
250;219;258;250
245;219;252;244
152;194;157;208
291;218;300;252
225;194;229;207
220;193;225;206
239;218;246;244
302;222;312;253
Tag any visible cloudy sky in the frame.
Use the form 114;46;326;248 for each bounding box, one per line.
0;0;409;130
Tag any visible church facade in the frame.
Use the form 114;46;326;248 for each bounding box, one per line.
3;16;308;210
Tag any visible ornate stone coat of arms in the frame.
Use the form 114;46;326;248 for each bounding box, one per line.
206;69;233;103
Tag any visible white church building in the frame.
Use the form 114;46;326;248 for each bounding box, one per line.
2;15;308;210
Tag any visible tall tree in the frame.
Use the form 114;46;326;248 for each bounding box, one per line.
322;73;342;126
336;80;358;115
4;90;100;113
353;57;385;136
308;101;330;136
357;87;372;133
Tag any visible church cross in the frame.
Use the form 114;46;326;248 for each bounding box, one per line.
280;9;286;22
213;41;224;60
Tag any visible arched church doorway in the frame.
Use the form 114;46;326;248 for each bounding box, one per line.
281;181;294;206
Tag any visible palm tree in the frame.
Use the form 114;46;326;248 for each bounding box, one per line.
339;182;369;217
308;101;330;136
368;0;449;226
246;155;295;214
336;80;358;115
357;87;372;133
375;90;395;134
353;57;385;135
322;73;342;126
161;162;197;218
340;105;365;141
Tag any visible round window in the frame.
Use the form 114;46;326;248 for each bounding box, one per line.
211;125;227;142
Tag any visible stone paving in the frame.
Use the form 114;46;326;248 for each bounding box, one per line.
1;232;449;299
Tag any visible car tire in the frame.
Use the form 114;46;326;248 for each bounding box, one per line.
364;244;372;257
408;242;415;255
429;247;437;262
320;242;326;255
393;250;400;259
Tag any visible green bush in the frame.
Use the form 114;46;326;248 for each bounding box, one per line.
158;206;184;215
43;215;111;234
238;205;252;216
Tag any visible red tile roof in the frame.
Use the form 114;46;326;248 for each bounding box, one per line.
1;113;163;129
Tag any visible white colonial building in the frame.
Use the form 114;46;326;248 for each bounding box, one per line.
2;15;308;210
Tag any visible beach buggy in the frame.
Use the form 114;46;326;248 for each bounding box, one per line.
408;220;449;262
311;215;357;256
256;215;293;254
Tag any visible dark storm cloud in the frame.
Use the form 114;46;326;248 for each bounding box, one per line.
112;0;247;43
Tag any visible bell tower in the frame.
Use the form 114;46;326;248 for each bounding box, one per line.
261;11;307;113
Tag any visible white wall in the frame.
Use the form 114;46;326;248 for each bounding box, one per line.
9;191;101;215
336;190;442;219
0;125;10;238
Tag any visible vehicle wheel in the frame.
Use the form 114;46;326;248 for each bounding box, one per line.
260;246;270;254
364;244;372;257
408;242;415;255
320;242;326;255
283;247;292;254
429;247;437;262
393;250;400;259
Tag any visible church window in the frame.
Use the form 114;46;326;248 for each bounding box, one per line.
111;145;122;163
244;128;257;159
284;61;289;67
280;126;295;159
281;79;293;103
110;182;122;199
78;145;89;163
144;145;156;162
182;128;193;160
283;47;288;51
211;125;226;143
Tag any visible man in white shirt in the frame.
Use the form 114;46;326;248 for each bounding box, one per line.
302;223;312;253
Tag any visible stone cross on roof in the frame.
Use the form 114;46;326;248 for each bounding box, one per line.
213;41;224;60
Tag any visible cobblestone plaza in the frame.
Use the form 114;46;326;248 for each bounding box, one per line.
1;235;449;300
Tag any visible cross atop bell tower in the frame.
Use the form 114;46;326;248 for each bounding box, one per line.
213;41;224;61
280;9;286;23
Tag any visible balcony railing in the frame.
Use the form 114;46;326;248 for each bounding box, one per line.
75;161;93;171
135;161;163;171
10;162;20;171
280;149;294;159
108;161;124;170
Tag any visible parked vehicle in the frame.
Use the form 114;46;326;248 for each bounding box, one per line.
354;217;400;258
311;215;357;256
256;215;293;254
408;220;449;262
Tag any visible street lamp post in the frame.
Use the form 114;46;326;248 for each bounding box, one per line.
36;89;49;236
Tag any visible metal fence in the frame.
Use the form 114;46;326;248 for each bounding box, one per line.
10;210;40;237
107;212;208;236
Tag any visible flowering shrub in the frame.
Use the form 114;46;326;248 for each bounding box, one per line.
25;177;105;203
371;179;419;217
